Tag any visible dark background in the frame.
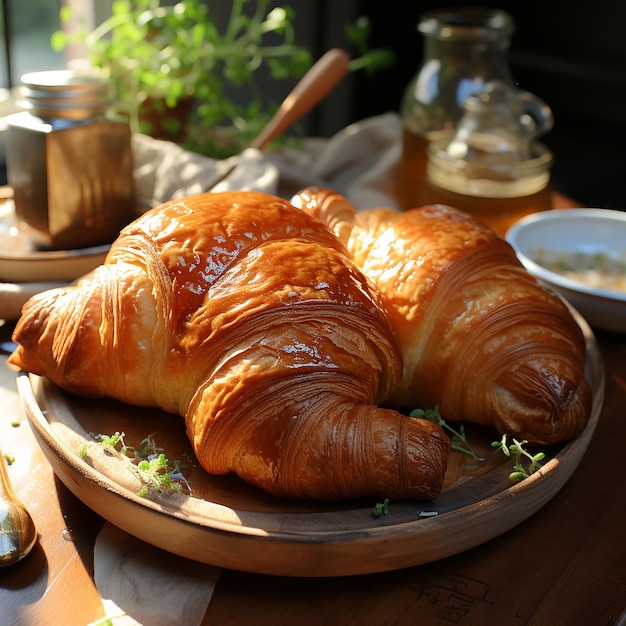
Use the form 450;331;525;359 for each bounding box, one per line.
3;1;624;211
327;1;626;210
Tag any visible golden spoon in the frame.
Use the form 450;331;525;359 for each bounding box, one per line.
0;445;37;566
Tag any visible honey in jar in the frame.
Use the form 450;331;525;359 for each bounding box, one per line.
418;80;554;236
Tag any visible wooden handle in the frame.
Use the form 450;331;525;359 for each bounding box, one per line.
249;48;350;151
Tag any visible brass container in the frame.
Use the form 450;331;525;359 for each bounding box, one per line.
5;70;135;250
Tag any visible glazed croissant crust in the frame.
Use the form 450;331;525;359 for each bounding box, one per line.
291;187;591;445
9;191;450;501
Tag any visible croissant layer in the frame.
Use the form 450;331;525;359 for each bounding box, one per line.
291;188;591;446
10;191;450;501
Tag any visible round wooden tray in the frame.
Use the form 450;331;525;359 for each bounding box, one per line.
16;316;604;577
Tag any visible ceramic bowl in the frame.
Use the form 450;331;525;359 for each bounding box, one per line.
506;208;626;333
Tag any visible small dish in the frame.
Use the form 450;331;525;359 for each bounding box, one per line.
506;208;626;333
0;199;109;282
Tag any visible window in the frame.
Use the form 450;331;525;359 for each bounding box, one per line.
0;0;99;175
0;0;65;89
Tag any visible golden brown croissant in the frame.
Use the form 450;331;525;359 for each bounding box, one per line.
9;191;450;501
291;187;591;445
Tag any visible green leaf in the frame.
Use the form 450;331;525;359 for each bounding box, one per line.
372;497;390;517
345;15;372;52
492;435;545;483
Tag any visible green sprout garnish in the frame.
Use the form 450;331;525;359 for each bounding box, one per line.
92;431;190;497
372;497;390;517
136;453;184;498
410;406;484;461
411;407;547;483
491;434;545;482
373;409;548;518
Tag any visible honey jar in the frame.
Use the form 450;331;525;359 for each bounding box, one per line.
399;7;516;210
5;70;135;250
418;80;554;235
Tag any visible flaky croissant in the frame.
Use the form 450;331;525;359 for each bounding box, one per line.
9;191;450;501
291;187;591;445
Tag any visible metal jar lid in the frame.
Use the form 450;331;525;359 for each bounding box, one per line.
17;70;112;120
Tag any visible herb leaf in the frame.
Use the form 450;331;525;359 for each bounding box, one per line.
491;434;545;481
372;498;390;517
410;406;484;461
93;432;190;497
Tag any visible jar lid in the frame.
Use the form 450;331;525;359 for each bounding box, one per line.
418;7;515;41
17;70;112;120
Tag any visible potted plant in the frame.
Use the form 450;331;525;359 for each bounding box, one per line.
52;0;394;157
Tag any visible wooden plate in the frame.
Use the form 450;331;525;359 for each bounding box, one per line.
16;315;604;577
0;198;108;282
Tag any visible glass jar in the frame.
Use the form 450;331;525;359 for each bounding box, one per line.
5;70;135;250
398;7;515;210
419;80;554;236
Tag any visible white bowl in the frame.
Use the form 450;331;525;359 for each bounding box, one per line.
506;208;626;333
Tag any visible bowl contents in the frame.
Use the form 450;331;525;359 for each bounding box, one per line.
505;208;626;333
530;248;626;294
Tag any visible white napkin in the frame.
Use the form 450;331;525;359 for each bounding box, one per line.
92;523;221;626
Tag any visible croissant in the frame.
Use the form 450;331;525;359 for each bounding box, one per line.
291;187;591;445
9;191;450;501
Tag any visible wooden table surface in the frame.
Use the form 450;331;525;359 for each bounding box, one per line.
1;193;625;626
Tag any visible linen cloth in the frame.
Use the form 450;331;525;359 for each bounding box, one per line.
131;111;402;210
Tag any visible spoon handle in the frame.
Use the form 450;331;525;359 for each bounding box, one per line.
0;447;38;566
249;48;350;151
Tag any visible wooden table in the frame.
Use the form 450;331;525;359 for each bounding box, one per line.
1;192;625;625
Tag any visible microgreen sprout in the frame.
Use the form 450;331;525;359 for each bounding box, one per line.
136;454;172;497
491;434;545;482
98;431;126;450
410;406;484;461
372;497;390;517
92;431;190;497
